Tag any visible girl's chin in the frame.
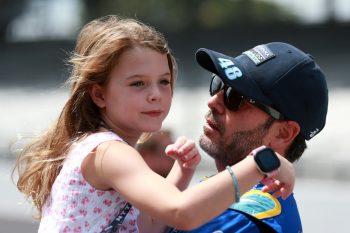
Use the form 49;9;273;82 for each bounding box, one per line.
142;125;163;133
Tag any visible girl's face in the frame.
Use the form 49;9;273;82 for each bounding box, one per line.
96;46;172;139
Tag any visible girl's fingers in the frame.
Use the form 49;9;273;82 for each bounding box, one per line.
166;139;196;157
261;177;274;186
166;153;179;161
180;147;198;161
261;179;293;200
164;136;201;169
165;136;189;155
183;154;201;168
165;144;177;156
176;139;195;155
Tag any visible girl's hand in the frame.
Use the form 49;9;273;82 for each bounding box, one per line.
165;136;201;169
261;153;295;200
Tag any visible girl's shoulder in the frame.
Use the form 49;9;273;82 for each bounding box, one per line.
85;131;125;144
67;131;126;162
79;131;126;149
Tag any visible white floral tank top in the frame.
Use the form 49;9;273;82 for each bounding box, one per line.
38;132;139;233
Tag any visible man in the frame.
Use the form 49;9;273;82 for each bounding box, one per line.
137;129;175;177
181;42;328;232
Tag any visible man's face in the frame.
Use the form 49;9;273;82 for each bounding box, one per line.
200;90;274;166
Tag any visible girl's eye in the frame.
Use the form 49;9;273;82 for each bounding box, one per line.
130;81;144;87
160;79;171;85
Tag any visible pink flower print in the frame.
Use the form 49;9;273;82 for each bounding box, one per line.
129;219;136;226
93;207;102;214
89;188;95;193
74;166;79;172
120;225;127;231
60;208;67;217
78;180;86;186
63;226;71;233
79;209;87;217
62;194;69;201
69;214;76;222
81;196;89;205
84;221;90;229
69;179;76;185
105;212;113;223
103;199;112;207
97;190;105;196
108;190;115;195
70;200;77;209
73;226;82;233
72;191;80;197
105;217;112;224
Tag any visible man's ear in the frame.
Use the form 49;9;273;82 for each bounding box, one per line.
265;121;300;152
274;121;300;145
90;84;106;108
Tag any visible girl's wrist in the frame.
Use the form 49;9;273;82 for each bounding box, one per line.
242;155;266;180
181;162;197;172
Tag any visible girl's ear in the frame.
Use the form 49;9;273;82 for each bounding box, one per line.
90;84;106;108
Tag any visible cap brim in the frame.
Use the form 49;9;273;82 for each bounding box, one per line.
196;48;225;76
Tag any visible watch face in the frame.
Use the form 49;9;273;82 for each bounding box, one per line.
254;148;281;173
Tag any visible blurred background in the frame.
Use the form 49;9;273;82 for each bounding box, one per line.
1;0;349;232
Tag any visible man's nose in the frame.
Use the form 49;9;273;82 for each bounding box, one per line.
208;90;226;113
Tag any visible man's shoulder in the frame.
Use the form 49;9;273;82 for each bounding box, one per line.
230;183;299;220
176;207;261;233
230;187;282;220
229;184;302;233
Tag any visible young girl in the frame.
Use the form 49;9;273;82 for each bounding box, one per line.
14;15;295;233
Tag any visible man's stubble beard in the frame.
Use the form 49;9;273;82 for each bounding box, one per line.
199;115;274;166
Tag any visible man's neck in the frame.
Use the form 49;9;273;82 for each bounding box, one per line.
215;160;226;172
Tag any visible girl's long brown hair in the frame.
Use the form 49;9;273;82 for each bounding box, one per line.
13;15;177;218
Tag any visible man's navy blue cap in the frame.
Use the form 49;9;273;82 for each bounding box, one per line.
196;42;328;140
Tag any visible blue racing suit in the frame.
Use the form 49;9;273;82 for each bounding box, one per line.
170;183;302;233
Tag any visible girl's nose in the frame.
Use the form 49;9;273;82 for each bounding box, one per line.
147;86;161;103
